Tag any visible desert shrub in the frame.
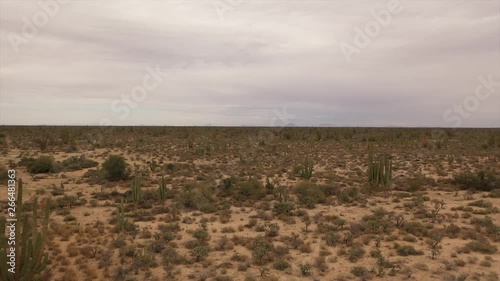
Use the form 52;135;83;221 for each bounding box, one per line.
295;181;326;208
158;223;181;233
325;232;341;246
98;250;113;269
237;179;266;200
351;266;368;277
162;246;184;265
453;171;500;191
250;236;274;264
62;155;98;171
401;221;430;237
362;214;392;234
273;259;290;270
337;187;359;203
82;168;107;185
63;214;76;222
132;253;157;271
191;245;210;261
102;155;128;181
299;263;312;276
27;156;59;174
266;223;280;237
396;244;424;256
480;260;492;267
489;189;500;198
214;236;234;251
147;241;165;254
111;236;127;248
403;235;417;243
273;202;295;215
468;200;493;208
274;245;289;257
319;184;338;196
178;184;216;212
220;176;237;196
192;228;210;241
348;246;366;262
461;241;497;254
18;157;36;167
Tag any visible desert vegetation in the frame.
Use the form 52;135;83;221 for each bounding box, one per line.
0;126;499;281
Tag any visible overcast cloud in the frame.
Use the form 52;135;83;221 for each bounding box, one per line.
0;0;499;127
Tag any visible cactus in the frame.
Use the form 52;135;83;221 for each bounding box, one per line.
275;186;289;202
159;176;167;201
299;157;313;180
367;147;392;189
117;198;126;232
265;177;275;191
0;178;51;281
131;177;141;204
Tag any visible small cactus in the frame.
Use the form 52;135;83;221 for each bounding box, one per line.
131;176;141;204
159;176;167;201
0;179;51;281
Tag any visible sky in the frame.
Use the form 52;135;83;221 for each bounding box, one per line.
0;0;499;127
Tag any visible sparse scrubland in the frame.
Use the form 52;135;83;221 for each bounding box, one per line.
0;126;499;281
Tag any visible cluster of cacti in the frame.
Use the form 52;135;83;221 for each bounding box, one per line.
367;147;392;188
159;176;167;200
131;177;142;203
0;179;51;281
299;157;313;179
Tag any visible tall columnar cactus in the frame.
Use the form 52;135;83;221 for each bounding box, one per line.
299;157;314;180
0;178;51;281
131;177;141;204
159;176;167;201
367;147;392;188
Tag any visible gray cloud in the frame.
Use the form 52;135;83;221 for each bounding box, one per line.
0;0;499;127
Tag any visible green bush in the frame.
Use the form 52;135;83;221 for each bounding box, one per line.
178;184;216;212
351;266;368;277
192;228;210;241
102;155;128;181
462;241;497;254
396;244;424;256
28;156;59;174
453;171;500;191
348;246;366;262
273;259;290;270
325;232;341;246
62;155;98;171
251;236;274;264
299;263;312;276
273;202;295;215
191;245;210;261
237;179;266;200
295;181;326;208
